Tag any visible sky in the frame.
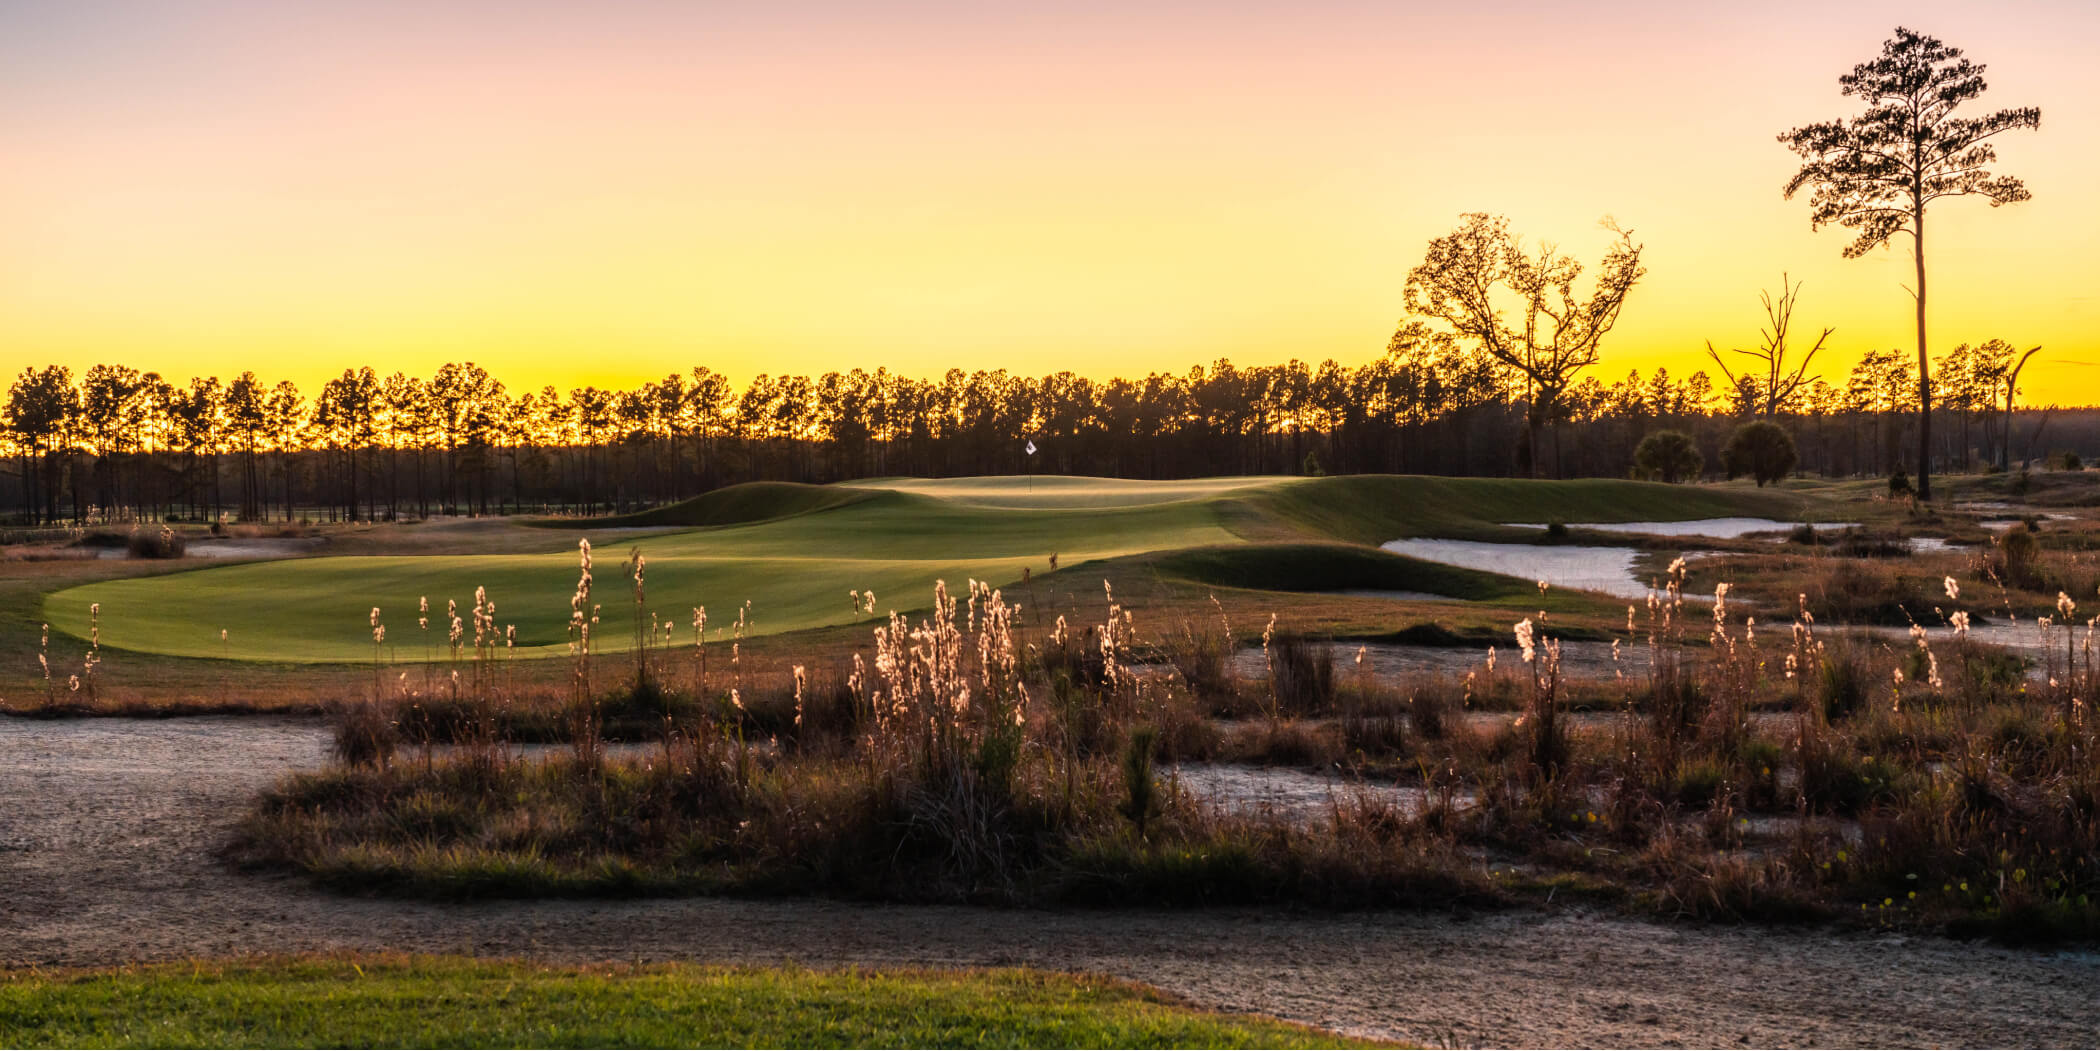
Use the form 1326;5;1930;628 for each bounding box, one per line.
3;0;2096;403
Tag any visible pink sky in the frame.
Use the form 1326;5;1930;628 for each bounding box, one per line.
4;0;2095;401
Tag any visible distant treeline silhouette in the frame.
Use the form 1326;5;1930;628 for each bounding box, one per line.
4;347;2090;526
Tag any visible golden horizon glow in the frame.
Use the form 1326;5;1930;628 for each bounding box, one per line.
3;1;2096;403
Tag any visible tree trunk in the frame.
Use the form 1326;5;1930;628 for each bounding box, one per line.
1913;212;1932;502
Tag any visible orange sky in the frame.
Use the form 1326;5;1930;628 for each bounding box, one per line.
2;0;2095;403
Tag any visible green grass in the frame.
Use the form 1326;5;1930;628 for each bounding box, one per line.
41;474;1808;662
1240;475;1802;545
1143;542;1544;601
0;956;1376;1049
580;481;883;528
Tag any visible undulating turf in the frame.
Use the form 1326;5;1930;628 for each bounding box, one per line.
41;474;1804;662
0;957;1376;1049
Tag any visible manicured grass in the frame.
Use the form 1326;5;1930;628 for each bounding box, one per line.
0;956;1376;1049
582;481;883;528
1145;542;1548;602
1241;475;1802;545
40;474;1811;663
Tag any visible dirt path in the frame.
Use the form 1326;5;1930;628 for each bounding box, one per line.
4;717;2097;1047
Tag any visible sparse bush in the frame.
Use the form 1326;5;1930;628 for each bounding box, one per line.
1265;634;1335;716
1125;727;1159;840
333;701;397;769
1993;524;2042;589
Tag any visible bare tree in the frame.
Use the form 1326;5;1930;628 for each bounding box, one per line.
1402;212;1645;477
1999;344;2043;471
1703;275;1831;417
1780;26;2041;501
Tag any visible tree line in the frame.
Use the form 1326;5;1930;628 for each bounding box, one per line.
3;342;2083;527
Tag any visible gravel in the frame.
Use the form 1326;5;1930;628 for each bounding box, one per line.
4;716;2097;1047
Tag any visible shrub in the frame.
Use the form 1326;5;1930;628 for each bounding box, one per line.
1995;525;2041;589
1721;420;1799;487
1816;640;1873;722
1119;726;1159;839
1889;468;1914;499
1634;430;1703;483
126;526;186;559
1265;634;1335;715
333;701;398;769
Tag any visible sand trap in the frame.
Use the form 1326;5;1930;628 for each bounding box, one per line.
1381;538;1656;599
854;475;1281;509
185;538;326;559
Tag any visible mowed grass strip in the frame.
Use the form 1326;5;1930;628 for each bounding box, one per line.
0;957;1379;1049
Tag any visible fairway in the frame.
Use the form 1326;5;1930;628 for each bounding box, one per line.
42;475;1798;663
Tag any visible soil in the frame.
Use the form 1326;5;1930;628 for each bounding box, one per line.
4;716;2098;1047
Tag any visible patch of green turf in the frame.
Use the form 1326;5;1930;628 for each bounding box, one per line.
578;481;885;528
40;474;1815;662
0;957;1375;1049
1237;475;1800;545
1143;542;1537;601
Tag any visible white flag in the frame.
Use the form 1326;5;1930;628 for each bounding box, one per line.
1024;440;1037;456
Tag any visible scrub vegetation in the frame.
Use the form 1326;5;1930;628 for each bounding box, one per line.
206;472;2100;945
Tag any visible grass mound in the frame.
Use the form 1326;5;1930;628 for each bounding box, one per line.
578;481;886;528
1238;475;1799;544
1146;542;1531;601
0;956;1372;1049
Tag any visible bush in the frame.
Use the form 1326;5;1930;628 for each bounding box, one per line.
333;701;398;769
1634;430;1703;483
1721;420;1799;487
1889;468;1914;499
1265;634;1335;715
126;526;186;559
1995;524;2042;589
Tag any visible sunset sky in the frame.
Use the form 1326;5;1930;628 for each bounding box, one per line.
3;0;2096;402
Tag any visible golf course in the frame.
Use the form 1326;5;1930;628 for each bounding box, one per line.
39;475;1798;663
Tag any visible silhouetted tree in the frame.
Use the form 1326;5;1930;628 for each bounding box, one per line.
1722;420;1800;487
1402;213;1645;477
1704;276;1831;417
4;366;77;523
1997;344;2044;471
1780;26;2041;502
1634;430;1703;483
